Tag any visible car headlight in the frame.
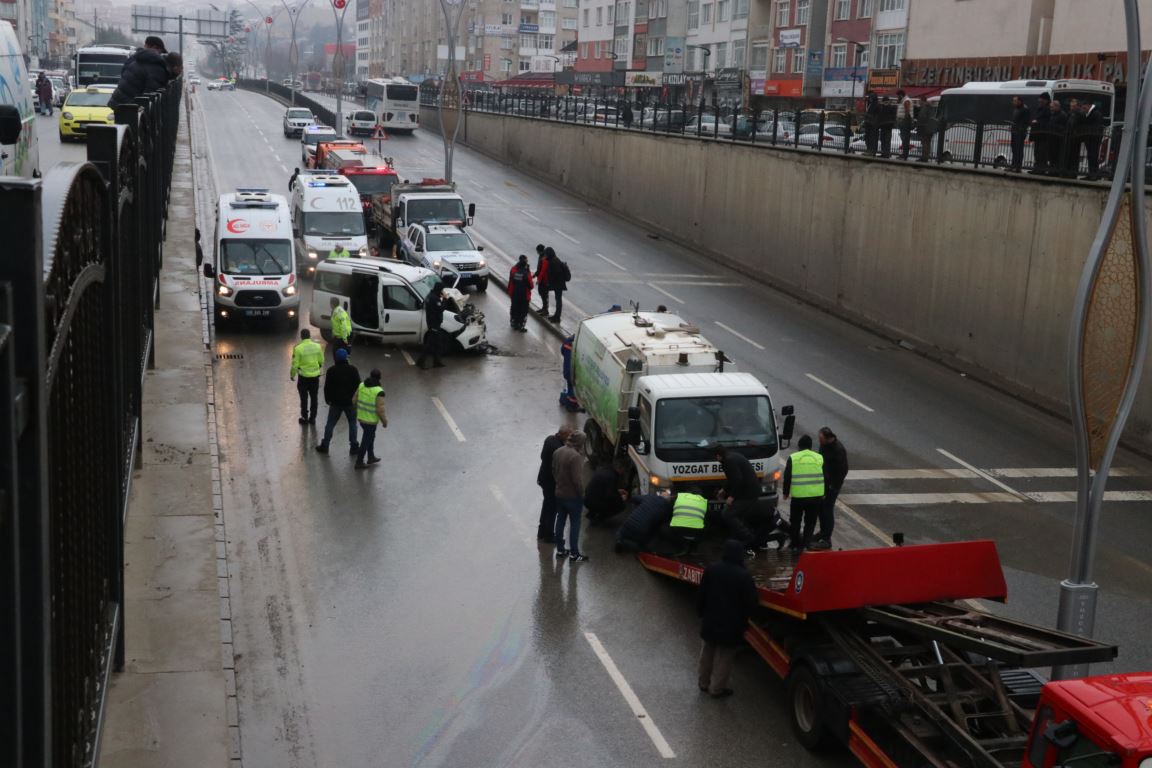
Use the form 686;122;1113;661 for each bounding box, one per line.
62;111;73;120
106;114;115;122
432;259;441;268
217;285;233;297
478;259;486;267
282;285;297;296
307;250;318;259
358;246;368;257
649;474;671;489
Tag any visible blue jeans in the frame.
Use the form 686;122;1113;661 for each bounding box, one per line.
320;404;357;449
554;497;583;554
356;422;378;462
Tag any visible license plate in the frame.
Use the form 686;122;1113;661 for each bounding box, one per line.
243;309;270;317
460;272;473;279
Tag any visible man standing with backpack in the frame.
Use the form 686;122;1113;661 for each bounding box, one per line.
542;247;570;323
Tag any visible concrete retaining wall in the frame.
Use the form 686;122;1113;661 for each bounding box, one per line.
426;106;1152;445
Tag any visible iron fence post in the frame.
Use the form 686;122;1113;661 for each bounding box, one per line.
973;120;985;169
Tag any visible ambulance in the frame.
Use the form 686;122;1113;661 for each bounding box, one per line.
0;21;40;178
290;172;369;276
202;188;301;329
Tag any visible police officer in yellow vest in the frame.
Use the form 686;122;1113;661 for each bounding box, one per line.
329;244;351;259
290;328;325;424
354;368;387;469
669;488;708;555
329;296;352;357
783;435;826;552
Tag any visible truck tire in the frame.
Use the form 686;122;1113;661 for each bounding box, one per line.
583;418;603;466
788;665;831;751
476;277;489;293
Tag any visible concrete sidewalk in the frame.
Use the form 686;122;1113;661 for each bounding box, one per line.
99;98;231;767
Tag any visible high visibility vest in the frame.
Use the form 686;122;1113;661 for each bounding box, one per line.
356;383;383;424
331;305;352;341
291;339;324;378
329;248;350;259
670;492;707;530
789;450;825;499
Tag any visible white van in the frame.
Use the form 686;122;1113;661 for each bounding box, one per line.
310;258;487;353
0;22;41;178
203;188;301;329
290;172;369;276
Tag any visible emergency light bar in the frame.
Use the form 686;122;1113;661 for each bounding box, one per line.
235;187;270;194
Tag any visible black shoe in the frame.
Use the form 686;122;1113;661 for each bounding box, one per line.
298;417;308;424
569;553;589;562
349;444;359;455
549;316;561;322
368;456;382;465
415;358;426;368
555;547;568;558
710;688;734;699
517;327;528;333
315;444;329;454
809;539;832;551
354;461;367;469
308;417;316;424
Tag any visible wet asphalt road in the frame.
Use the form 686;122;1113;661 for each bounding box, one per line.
173;87;1152;767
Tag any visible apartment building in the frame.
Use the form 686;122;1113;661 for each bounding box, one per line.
355;0;369;80
752;0;828;102
821;0;872;102
684;0;752;101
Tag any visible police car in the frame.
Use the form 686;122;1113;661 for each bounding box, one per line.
399;222;489;292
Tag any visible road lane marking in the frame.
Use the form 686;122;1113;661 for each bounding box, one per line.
554;228;580;244
488;484;534;546
520;209;541;222
597;253;627;271
991;467;1142;478
936;448;1031;502
835;499;893;545
431;396;466;442
1026;490;1152;503
805;373;875;413
841;492;1020;505
847;469;978;480
647;283;684;304
491;192;512;205
713;321;766;350
584;633;675;759
400;349;415;366
660;281;742;287
280;163;288;173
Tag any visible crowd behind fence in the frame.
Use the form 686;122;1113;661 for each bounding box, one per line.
419;89;1135;181
0;77;181;768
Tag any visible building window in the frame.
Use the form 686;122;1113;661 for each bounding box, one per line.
596;6;603;24
646;36;665;56
774;0;789;27
773;47;786;72
622;2;631;21
688;0;699;27
830;42;846;68
878;0;904;10
583;8;589;25
651;0;667;17
715;41;727;67
796;0;809;25
563;0;577;7
751;43;769;71
501;58;513;72
501;37;514;49
521;33;536;48
857;0;872;17
521;14;533;24
540;10;555;26
701;2;712;23
733;39;745;67
834;0;849;20
502;12;513;23
791;45;805;73
608;5;614;23
874;29;903;67
717;0;729;21
562;16;577;28
734;0;749;19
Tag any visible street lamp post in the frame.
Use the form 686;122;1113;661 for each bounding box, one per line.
437;0;466;180
279;0;313;107
836;37;867;106
244;1;285;93
330;0;351;138
686;44;710;117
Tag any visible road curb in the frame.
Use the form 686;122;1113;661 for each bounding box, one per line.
488;268;572;344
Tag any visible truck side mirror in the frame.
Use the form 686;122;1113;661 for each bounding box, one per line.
293;228;300;238
626;405;642;447
0;105;22;145
203;263;216;279
779;405;795;447
467;202;475;226
1045;721;1079;750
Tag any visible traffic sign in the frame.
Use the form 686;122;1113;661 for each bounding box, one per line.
333;0;346;8
371;124;388;139
265;15;273;23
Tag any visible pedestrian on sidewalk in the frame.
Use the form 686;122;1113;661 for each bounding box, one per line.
537;424;573;542
534;244;551;316
354;368;387;469
36;73;53;116
416;282;446;369
542;247;569;323
290;328;324;425
1049;99;1069;176
195;228;204;269
815;427;848;550
288;167;300;192
878;97;896;158
508;254;534;332
863;92;880;156
784;435;825;551
553;431;589;561
329;296;352;357
315;347;361;455
1080;100;1103;181
697;540;758;699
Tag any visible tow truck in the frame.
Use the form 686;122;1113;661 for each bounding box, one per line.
376;178;474;252
639;539;1152;768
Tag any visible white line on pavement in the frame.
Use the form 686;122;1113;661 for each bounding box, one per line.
841;492;1020;506
431;396;466;442
660;281;742;287
936;448;1030;502
835;499;893;545
554;228;580;244
400;349;415;366
1025;490;1152;503
520;209;541;222
647;283;685;304
847;469;977;480
488;484;535;546
805;373;875;413
714;321;766;350
596;253;628;271
491;192;512;205
280;164;288;173
584;632;676;759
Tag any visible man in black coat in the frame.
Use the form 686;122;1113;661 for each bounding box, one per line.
878;97;897;157
713;444;766;548
697;540;758;698
537;425;572;542
1048;99;1070;176
1028;93;1052;175
863;92;880;156
315;347;362;454
615;491;673;552
815;427;849;550
584;461;628;523
416;282;446;368
109;49;182;108
1079;101;1104;181
1008;95;1030;172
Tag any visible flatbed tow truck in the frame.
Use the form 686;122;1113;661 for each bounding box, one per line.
639;540;1152;768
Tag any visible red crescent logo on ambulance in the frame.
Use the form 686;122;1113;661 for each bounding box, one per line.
226;218;250;233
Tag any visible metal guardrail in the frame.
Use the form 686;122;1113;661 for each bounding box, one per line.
0;77;182;768
421;89;1124;180
236;79;337;130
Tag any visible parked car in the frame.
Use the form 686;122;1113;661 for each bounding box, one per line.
591;106;619;125
849;129;922;157
685;114;733;137
733;115;795;142
48;77;68;106
796;124;853;151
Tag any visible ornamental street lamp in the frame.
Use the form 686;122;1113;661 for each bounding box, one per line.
438;0;466;180
330;0;351;139
279;0;313;106
244;1;285;92
835;37;867;102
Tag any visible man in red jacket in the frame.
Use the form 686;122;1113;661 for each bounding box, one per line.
508;254;534;332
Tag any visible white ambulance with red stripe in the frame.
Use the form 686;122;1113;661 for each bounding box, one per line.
203;188;301;330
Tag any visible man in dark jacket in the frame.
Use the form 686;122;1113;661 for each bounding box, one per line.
697;540;758;698
863;92;880;156
109;49;182;108
536;425;572;542
584;461;628;523
878;97;897;157
534;244;551;316
415;282;446;368
1028;93;1052;175
815;427;848;550
1048;99;1069;175
1008;95;1030;172
713;444;765;548
542;247;567;323
1079;101;1103;181
508;254;534;332
36;73;53;116
315;347;362;454
615;491;674;552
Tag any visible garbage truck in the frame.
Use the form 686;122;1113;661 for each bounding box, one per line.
570;308;794;505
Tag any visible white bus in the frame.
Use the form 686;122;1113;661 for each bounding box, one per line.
935;79;1114;168
364;77;419;133
74;44;135;87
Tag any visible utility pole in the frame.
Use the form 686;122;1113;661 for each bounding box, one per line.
330;0;350;137
437;0;465;180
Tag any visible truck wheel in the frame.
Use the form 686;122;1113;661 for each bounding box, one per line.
583;418;602;466
476;277;489;293
788;666;831;751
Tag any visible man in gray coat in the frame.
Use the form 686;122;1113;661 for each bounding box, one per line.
552;431;589;562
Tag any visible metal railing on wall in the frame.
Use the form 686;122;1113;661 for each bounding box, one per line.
0;77;182;768
236;79;337;130
421;89;1125;181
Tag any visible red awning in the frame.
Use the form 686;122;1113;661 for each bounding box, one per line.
493;73;556;89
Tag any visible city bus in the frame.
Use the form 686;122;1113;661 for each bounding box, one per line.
364;77;419;134
73;44;135;87
935;78;1115;168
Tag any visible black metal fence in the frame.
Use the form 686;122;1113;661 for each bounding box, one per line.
423;89;1123;180
236;79;337;129
0;77;182;768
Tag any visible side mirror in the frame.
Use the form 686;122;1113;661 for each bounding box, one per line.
293;228;300;238
467;202;476;219
779;404;795;447
202;263;216;278
0;104;22;144
1045;721;1080;750
476;245;484;251
626;405;642;447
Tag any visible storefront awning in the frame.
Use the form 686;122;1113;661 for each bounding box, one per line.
492;73;556;89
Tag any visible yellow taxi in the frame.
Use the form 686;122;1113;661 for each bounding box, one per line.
58;85;116;142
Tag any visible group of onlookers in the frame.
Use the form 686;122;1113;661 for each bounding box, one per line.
1009;93;1104;179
